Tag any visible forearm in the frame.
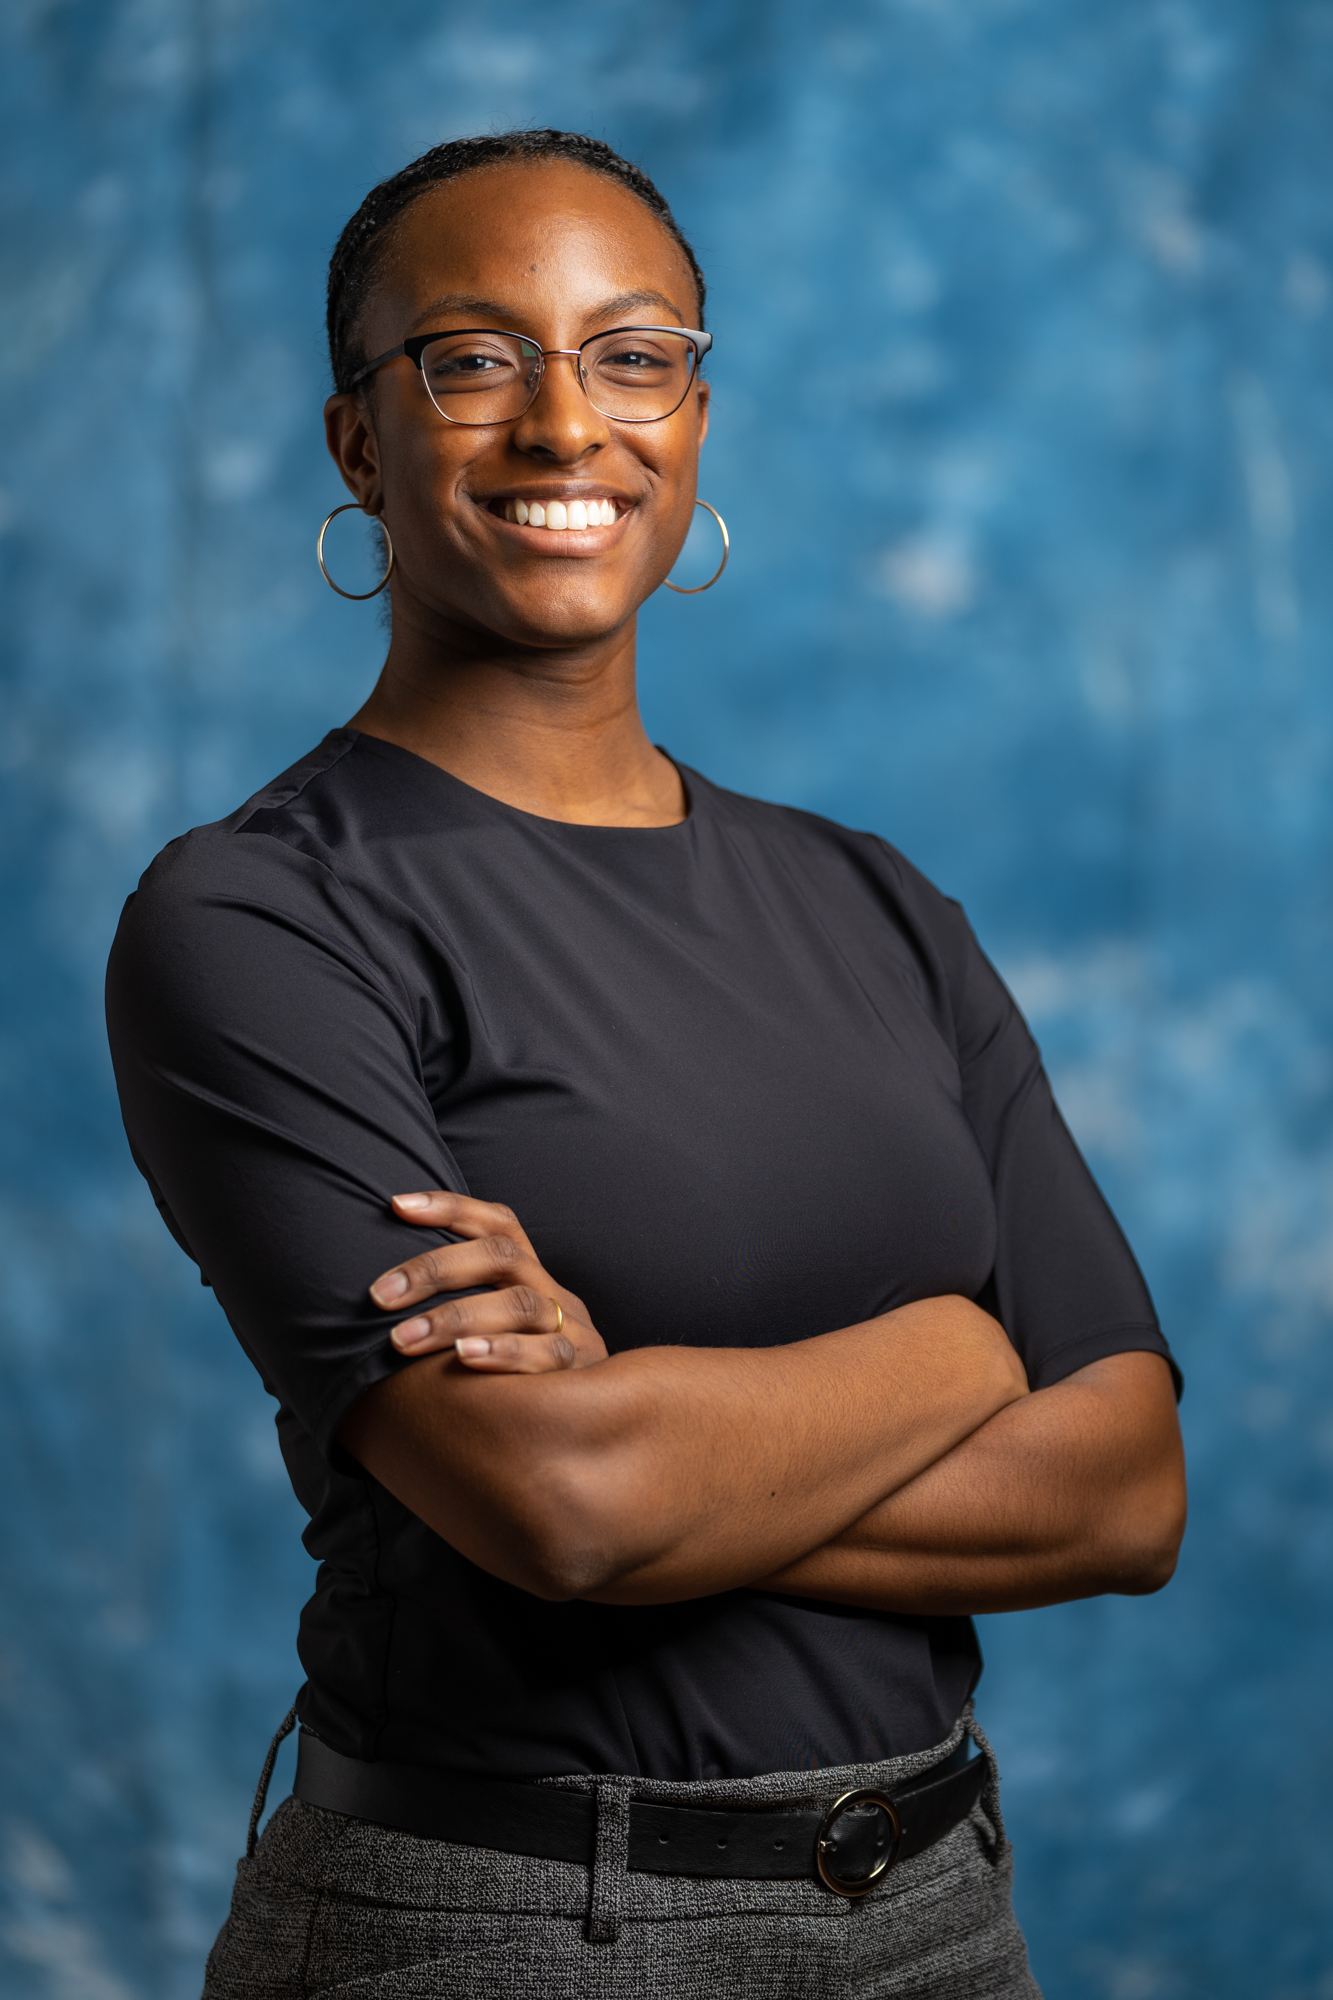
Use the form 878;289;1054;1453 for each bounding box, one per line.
342;1295;1028;1603
757;1352;1186;1615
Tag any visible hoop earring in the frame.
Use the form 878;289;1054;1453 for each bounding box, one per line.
317;503;395;599
664;500;729;594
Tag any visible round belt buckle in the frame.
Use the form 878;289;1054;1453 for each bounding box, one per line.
815;1788;902;1898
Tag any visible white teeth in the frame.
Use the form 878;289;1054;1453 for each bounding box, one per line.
507;497;619;531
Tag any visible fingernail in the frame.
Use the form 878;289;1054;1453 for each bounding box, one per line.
393;1193;430;1211
392;1317;432;1349
372;1271;409;1303
454;1337;491;1361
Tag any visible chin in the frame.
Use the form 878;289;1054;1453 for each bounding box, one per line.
491;584;638;649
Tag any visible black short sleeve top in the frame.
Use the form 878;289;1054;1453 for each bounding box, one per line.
105;730;1176;1780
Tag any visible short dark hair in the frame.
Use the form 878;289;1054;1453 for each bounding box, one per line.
326;129;707;395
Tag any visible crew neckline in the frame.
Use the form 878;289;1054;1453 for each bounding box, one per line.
339;727;696;834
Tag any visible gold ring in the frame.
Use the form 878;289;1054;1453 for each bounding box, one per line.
549;1298;564;1335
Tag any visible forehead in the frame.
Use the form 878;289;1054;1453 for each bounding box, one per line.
367;160;698;342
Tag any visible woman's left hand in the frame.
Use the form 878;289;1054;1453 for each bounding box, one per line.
369;1190;607;1374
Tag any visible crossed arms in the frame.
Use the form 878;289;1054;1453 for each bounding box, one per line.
340;1191;1186;1613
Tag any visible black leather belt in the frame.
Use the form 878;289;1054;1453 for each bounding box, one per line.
293;1729;985;1899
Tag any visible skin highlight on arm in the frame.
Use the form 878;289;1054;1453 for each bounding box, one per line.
755;1350;1185;1614
341;1293;1029;1605
343;1190;1183;1612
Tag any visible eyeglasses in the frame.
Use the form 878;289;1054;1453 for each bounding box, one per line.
349;324;711;426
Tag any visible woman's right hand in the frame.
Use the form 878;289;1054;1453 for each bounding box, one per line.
369;1190;607;1374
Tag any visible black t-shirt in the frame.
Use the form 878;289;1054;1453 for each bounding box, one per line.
105;729;1175;1780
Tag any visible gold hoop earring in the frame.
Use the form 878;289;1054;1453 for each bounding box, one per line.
317;503;395;599
664;500;729;594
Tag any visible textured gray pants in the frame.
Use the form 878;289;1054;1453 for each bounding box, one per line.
203;1712;1041;1998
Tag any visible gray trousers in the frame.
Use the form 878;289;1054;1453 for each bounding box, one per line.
203;1711;1041;1998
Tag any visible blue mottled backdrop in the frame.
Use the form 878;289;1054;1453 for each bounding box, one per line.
3;2;1332;1993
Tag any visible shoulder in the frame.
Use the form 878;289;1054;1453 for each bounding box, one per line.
106;733;439;1082
684;765;1016;1061
109;730;397;982
686;765;975;957
121;725;447;904
139;728;360;883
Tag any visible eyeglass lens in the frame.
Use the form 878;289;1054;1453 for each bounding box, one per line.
418;330;699;426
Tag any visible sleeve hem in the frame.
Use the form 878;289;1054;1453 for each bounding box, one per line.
310;1343;414;1466
307;1278;495;1464
1027;1321;1183;1401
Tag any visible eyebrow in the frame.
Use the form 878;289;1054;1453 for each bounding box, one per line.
405;288;687;335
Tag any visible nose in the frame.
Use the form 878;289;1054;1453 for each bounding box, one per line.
511;351;609;463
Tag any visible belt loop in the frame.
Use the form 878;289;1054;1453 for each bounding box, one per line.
586;1775;632;1944
963;1707;1008;1856
247;1706;299;1859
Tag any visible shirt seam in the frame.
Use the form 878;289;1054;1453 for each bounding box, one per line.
234;730;360;828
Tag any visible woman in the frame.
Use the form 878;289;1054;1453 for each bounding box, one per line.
106;130;1185;1998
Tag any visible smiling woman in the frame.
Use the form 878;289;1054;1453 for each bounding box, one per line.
105;130;1184;1999
322;138;714;766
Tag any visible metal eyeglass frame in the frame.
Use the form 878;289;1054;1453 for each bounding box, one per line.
348;325;712;425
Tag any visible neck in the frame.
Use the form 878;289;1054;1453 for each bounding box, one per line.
347;608;686;828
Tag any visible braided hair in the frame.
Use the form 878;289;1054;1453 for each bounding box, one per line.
326;129;707;395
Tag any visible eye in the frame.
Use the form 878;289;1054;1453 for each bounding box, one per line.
418;334;539;400
596;343;672;374
587;335;691;396
426;344;517;383
440;352;504;376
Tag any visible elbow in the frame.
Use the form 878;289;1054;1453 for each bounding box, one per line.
502;1445;651;1602
1105;1475;1188;1597
1115;1540;1181;1597
516;1532;625;1604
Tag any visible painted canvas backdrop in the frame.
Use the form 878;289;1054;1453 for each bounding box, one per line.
3;1;1332;1993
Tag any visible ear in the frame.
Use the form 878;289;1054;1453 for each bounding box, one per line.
324;393;384;510
695;377;710;450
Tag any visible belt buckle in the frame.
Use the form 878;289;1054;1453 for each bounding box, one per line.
815;1788;902;1898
